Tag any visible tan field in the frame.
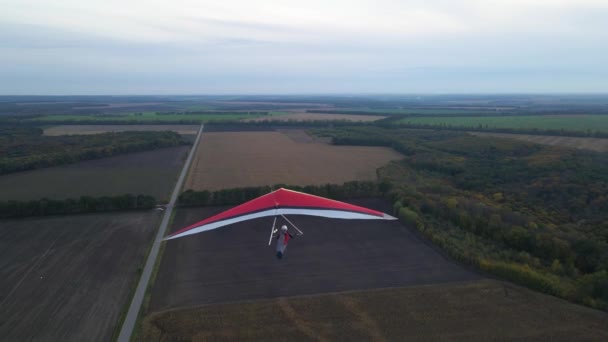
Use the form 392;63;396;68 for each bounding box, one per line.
247;112;385;122
43;124;200;136
141;279;608;341
184;130;402;190
470;132;608;152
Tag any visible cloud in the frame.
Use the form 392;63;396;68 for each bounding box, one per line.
0;0;607;93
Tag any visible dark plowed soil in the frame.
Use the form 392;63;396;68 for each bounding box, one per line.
150;199;480;311
0;211;160;342
0;146;189;201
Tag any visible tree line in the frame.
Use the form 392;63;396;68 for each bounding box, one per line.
178;181;390;207
0;194;157;218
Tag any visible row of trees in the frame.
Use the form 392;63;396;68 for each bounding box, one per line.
0;194;157;218
178;181;390;207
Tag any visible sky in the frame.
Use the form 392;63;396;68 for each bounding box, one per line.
1;0;607;94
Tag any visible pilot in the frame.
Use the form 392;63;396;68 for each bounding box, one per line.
276;225;294;259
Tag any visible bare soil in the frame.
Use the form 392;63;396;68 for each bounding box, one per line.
0;146;189;201
185;131;402;191
247;112;385;122
0;211;160;342
142;279;608;341
470;132;608;152
44;125;200;136
150;200;480;311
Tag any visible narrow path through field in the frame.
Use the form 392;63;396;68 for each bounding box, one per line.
117;124;203;342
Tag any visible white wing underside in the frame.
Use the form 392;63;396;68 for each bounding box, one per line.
164;208;396;240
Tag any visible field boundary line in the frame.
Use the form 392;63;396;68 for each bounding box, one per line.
116;124;204;342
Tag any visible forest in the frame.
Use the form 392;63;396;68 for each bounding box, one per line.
0;126;188;174
310;126;608;310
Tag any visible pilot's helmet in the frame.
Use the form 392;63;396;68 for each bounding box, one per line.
281;225;288;232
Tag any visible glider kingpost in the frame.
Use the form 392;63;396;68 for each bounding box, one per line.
164;188;397;241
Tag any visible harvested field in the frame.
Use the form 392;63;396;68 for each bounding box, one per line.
185;131;402;191
142;279;608;341
150;200;480;311
44;124;199;136
0;146;189;201
470;132;608;152
0;211;160;342
246;112;385;122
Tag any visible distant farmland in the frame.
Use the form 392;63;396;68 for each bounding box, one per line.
184;130;403;191
470;132;608;152
397;115;608;132
27;111;268;123
143;279;608;341
246;112;385;122
0;211;159;342
43;124;200;136
320;108;512;115
0;146;188;201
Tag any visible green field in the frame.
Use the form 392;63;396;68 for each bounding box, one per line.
27;111;270;123
397;115;608;132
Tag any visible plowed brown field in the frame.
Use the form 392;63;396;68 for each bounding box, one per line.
185;131;403;191
0;146;189;201
0;211;160;342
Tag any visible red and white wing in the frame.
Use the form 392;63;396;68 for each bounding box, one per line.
165;188;396;241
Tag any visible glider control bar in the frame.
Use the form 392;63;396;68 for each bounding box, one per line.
268;215;277;246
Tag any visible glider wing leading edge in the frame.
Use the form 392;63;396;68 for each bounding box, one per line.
164;188;397;241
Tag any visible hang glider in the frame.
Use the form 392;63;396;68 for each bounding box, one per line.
164;188;396;241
